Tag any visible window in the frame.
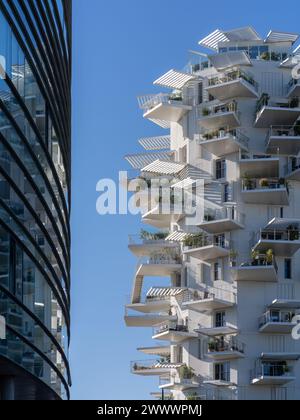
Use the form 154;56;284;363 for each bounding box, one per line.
215;311;226;328
284;259;292;280
216;159;226;180
223;184;230;203
214;262;220;281
198;82;203;105
214;362;230;382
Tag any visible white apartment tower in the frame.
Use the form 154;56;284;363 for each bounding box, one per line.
124;27;300;400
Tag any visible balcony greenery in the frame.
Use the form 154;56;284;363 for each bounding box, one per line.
140;229;169;241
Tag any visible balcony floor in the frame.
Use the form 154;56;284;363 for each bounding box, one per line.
231;265;278;282
125;314;176;328
241;188;289;205
259;322;296;334
198;218;244;234
183;297;235;312
159;381;199;391
266;135;300;155
196;326;238;337
206;350;245;360
126;301;171;314
199;135;248;157
199;112;240;130
133;367;172;376
143;102;192;123
206;79;259;101
239;158;279;178
183;245;230;261
255;107;300;128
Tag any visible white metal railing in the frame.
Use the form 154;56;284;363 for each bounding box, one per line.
183;233;232;250
240;150;278;160
259;310;296;329
256;94;300;115
182;286;236;305
128;232;170;246
137;252;181;266
253;228;300;245
208;68;258;90
200;101;239;117
153;321;189;337
198;127;249;149
207;336;245;354
137;92;193;113
231;253;278;273
131;360;173;373
252;362;294;380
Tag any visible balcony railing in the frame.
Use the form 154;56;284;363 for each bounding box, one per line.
198;128;249;149
153;322;189;337
131;359;172;373
129;232;170;246
137;93;193;113
242;178;288;192
268;125;300;139
202;207;245;226
183;234;231;250
256;94;300;115
138;252;181;266
182;286;236;305
207;337;245;354
231;253;278;273
254;228;300;244
252;363;294;380
259;310;296;329
240;151;278;160
208;69;258;90
201;101;238;117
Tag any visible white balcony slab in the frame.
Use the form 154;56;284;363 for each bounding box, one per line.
206;350;245;360
183;297;235;312
136;263;181;277
253;239;300;256
152;330;198;343
196;326;238;337
255;107;300;128
143;102;192;123
183;245;230;262
128;241;178;257
138;346;171;357
239;158;279;178
231;265;278;282
266;135;300;155
251;375;296;385
199;134;248;157
259;322;296;334
126;301;171;314
241;188;289;206
206;78;258;101
125;314;176;328
198;218;244;234
199;111;240;130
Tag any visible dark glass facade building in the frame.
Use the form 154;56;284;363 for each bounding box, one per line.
0;0;72;400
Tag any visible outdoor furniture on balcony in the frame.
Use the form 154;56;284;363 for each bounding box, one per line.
198;128;249;156
206;68;259;100
254;94;300;128
199;101;240;130
265;125;300;155
241;178;289;205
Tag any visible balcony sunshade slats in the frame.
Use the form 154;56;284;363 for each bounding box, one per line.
142;160;186;175
154;69;196;90
139;136;171;151
125;153;173;170
266;31;299;44
166;231;189;242
199;27;261;50
147;287;186;297
149;119;171;129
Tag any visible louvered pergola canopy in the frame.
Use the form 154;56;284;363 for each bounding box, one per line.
142;160;186;175
166;231;189;242
139;136;171;151
199;27;261;50
265;30;299;45
154;69;197;90
125;153;173;170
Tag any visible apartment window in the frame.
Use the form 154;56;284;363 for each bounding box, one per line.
214;362;230;382
214;262;221;281
280;207;284;218
284;259;292;280
216;159;226;180
198;82;203;105
215;234;225;248
223;183;230;203
215;311;226;328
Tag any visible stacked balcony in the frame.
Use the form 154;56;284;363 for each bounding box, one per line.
137;93;192;125
128;231;178;257
183;233;231;261
131;360;182;377
254;94;300;128
251;361;296;385
198;207;245;234
241;177;289;205
230;252;278;282
206;68;259;101
182;287;236;312
152;321;198;342
206;336;245;360
199;101;240;130
266;125;300;155
252;219;300;256
198;127;249;157
259;309;297;333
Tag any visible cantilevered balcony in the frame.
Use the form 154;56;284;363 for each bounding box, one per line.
131;360;182;376
259;309;297;333
199;101;240;130
138;344;170;358
206;337;245;360
198;128;249;157
152;321;198;342
198;207;245;234
159;373;199;391
124;305;177;328
206;69;259;101
137;93;192;124
287;78;300;98
254;94;300;128
183;233;231;261
230;251;278;282
142;203;186;229
285;157;300;181
128;232;178;257
266;125;300;155
195;321;238;337
239;152;280;178
182;287;236;312
241;178;289;205
252;219;300;256
135;253;182;277
251;361;295;385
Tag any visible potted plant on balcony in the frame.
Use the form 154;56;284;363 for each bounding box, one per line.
243;174;253;190
208;339;216;352
179;365;195;381
251;250;260;266
259;178;269;189
265;249;274;265
229;250;238;267
202;107;211;117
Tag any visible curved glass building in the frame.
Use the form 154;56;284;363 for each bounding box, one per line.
0;0;72;400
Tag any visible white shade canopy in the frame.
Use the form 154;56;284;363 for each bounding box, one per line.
265;30;299;45
125;153;173;170
139;136;171;151
142;159;186;175
154;69;196;90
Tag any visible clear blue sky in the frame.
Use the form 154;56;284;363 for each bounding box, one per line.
71;0;300;400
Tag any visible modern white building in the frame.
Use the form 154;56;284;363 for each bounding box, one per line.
124;27;300;400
